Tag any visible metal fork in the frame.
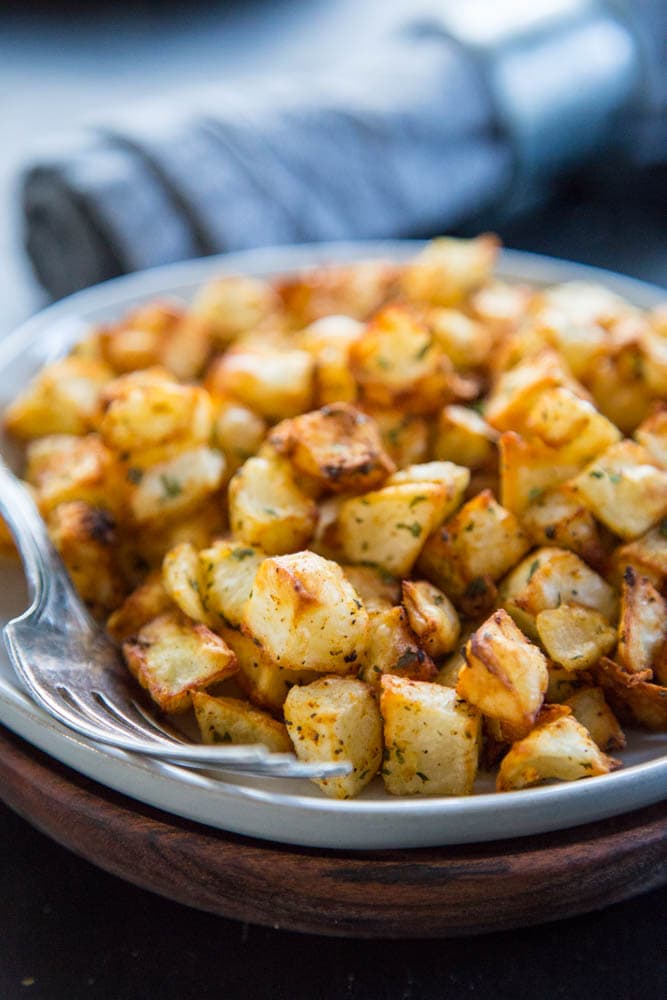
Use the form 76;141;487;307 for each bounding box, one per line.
0;460;350;780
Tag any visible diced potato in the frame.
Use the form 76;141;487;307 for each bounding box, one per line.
241;551;369;674
427;308;493;369
417;490;530;613
284;677;383;799
4;356;112;439
500;547;618;641
385;461;470;525
198;540;265;629
499;431;581;515
564;687;625;751
611;523;667;590
586;348;653;433
635;405;667;468
128;446;225;525
359;606;437;690
191;274;282;344
520;483;609;570
457;609;548;740
206;345;314;421
401;581;460;657
367;408;430;469
128;497;226;573
496;705;620;791
99;377;213;457
337;482;448;578
536;280;633;329
25;434;121;516
349;305;455;414
297;315;363;407
268;403;395;494
122;611;238;713
596;657;667;730
219;625;317;715
192;691;291;752
520;387;620;466
48;501;127;619
432;405;498;470
380;675;481;796
211;400;267;474
570;440;667;540
340;564;401;612
485;351;586;431
546;663;591;704
400;234;499;307
100;302;212;380
162;542;209;624
228;455;318;555
617;567;667;675
275;260;398;327
107;571;173;641
469;281;532;337
535;604;617;672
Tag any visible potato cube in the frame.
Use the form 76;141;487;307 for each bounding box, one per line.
198;540;265;628
535;604;617;672
520;387;620;466
241;551;369;674
276;260;397;326
211;400;267;473
100;302;211;379
367;407;430;469
546;663;591;704
228;455;318;555
417;490;530;612
128;446;225;525
284;677;383;799
380;675;481;796
25;434;121;516
4;356;112;439
99;377;213;457
427;308;493;369
191;274;282;344
268;403;395;494
496;705;620;791
162;542;209;624
297;315;363;407
385;461;470;524
564;687;625;751
617;567;667;675
457;610;548;739
596;657;667;730
128;497;226;573
402;581;460;657
570;440;667;540
359;606;437;690
340;564;401;612
219;625;317;715
400;234;499;307
122;611;238;713
500;547;618;641
520;483;609;571
485;350;586;431
107;571;173;642
635;405;667;468
611;523;667;590
192;691;292;752
433;405;498;470
206;345;314;421
499;431;581;515
469;280;532;337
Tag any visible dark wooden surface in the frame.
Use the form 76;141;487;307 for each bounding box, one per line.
0;725;665;940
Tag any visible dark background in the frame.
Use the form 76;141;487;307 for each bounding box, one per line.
0;4;665;998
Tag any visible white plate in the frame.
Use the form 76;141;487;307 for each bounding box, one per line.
0;241;666;850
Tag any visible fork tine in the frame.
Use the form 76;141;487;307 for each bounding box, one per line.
56;685;147;742
91;690;176;744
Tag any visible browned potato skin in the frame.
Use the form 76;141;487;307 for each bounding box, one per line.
192;691;292;752
107;571;173;642
564;687;626;752
617;566;667;675
359;606;437;691
595;657;667;730
268;403;396;494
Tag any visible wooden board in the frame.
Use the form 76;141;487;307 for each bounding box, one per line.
0;725;664;937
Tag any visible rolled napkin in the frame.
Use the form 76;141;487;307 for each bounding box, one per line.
22;0;665;299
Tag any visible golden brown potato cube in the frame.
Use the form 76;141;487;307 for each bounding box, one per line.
349;305;455;414
596;657;667;730
297;315;363;407
635;405;667;468
546;663;591;704
128;446;225;525
122;611;238;713
457;609;548;740
499;431;581;515
219;625;317;715
470;281;533;337
100;302;211;380
162;542;209;624
432;405;498;470
500;547;618;641
268;403;395;494
564;687;625;751
128;497;226;574
521;387;620;466
337;482;448;578
417;490;530;611
241;551;369;674
611;523;667;590
366;408;430;469
47;501;127;619
617;566;667;675
535;604;616;673
228;454;318;555
4;356;112;439
380;675;481;796
385;461;470;525
275;260;398;326
340;564;401;612
586;348;653;433
520;483;610;571
198;540;265;629
570;440;667;540
285;676;383;799
206;346;314;421
400;234;499;307
402;581;460;658
107;571;173;642
25;434;121;516
485;350;586;432
427;308;493;369
359;606;437;690
192;691;292;752
211;400;267;474
496;705;620;791
191;274;282;344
